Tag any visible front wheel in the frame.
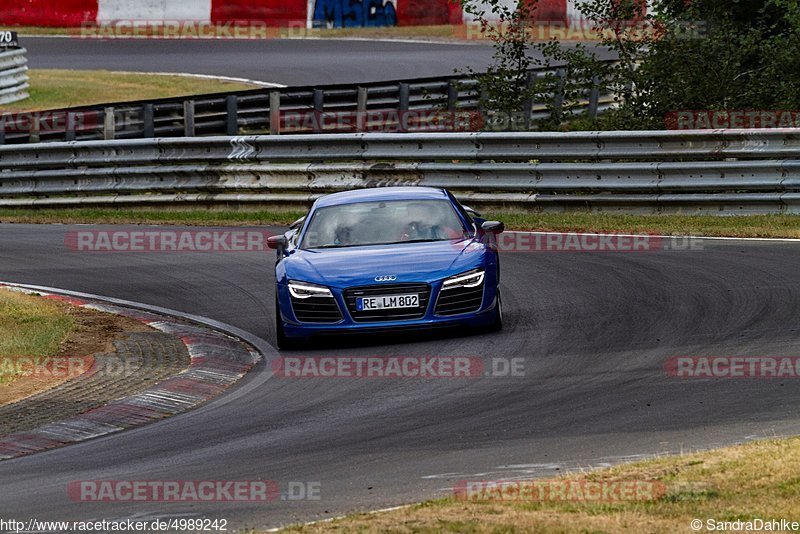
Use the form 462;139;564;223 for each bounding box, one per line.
275;295;298;350
488;290;503;332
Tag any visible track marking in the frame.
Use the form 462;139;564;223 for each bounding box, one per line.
511;230;800;244
262;504;414;533
108;70;285;88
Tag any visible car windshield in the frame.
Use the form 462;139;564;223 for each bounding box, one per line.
300;199;469;249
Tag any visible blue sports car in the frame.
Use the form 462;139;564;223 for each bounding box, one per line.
267;187;505;348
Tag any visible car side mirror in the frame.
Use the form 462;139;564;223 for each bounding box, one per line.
481;221;505;234
267;235;289;250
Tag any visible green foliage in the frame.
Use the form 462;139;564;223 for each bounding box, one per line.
458;0;540;116
461;0;800;130
625;0;800;126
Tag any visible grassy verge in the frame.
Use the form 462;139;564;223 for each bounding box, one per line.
279;437;800;533
0;208;305;227
2;209;800;238
493;212;800;238
0;69;258;112
0;289;73;385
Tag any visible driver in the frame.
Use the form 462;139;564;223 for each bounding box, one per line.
401;203;461;241
333;212;360;246
401;203;434;240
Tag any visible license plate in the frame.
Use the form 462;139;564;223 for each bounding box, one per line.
357;294;419;311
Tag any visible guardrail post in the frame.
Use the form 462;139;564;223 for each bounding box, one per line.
143;104;155;138
477;87;488;116
523;71;537;131
269;91;281;135
398;83;410;111
357;87;368;131
31;114;41;143
588;76;601;119
312;89;324;133
225;95;238;136
313;89;324;111
103;107;115;140
183;100;196;137
552;68;566;123
398;83;410;132
65;112;76;142
447;81;458;112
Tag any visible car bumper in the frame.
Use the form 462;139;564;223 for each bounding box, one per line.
278;288;499;341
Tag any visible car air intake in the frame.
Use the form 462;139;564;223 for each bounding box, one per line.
435;284;485;316
344;283;431;322
290;294;343;323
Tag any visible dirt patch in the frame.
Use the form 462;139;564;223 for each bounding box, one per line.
0;300;152;407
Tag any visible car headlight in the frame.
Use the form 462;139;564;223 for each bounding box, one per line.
442;269;485;289
288;281;333;299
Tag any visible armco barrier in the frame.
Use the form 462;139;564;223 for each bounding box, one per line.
0;48;29;106
0;62;618;145
1;130;799;214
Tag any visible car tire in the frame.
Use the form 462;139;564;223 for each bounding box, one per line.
488;290;503;332
275;294;298;350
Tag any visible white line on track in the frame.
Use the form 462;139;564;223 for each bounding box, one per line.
508;230;800;244
108;70;285;88
263;504;414;532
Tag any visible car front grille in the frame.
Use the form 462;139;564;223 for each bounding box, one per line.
290;294;343;323
435;284;485;316
344;283;431;322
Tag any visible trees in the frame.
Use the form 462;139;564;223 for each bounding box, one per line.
461;0;800;129
631;0;800;127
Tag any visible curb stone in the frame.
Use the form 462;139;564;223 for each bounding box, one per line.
0;284;261;460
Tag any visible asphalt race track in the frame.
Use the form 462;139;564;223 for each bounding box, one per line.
23;37;499;85
1;224;799;529
22;37;617;86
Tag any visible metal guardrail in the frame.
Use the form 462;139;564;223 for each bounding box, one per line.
1;129;799;214
0;62;617;145
0;48;29;106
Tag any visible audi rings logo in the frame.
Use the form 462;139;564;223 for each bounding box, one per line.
375;275;397;282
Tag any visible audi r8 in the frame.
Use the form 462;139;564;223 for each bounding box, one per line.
268;187;504;348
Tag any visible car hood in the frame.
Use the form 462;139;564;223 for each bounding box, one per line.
282;239;486;288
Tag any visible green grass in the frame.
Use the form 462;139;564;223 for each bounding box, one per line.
0;69;258;112
491;211;800;238
277;437;800;533
0;289;73;384
0;208;305;226
2;208;800;238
